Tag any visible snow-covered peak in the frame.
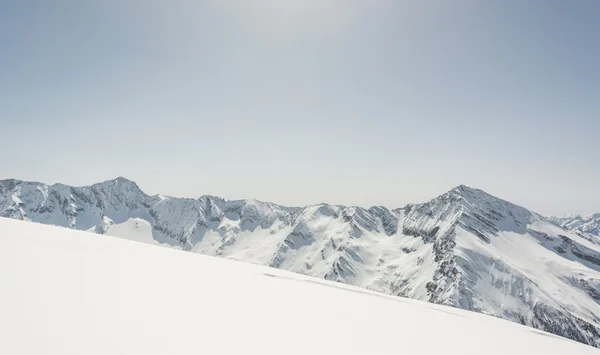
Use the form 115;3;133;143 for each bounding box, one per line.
101;176;136;184
403;185;533;245
449;185;530;216
450;183;480;195
92;176;147;196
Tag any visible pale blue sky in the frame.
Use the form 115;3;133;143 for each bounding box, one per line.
1;0;598;215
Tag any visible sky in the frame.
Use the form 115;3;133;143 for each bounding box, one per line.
0;0;598;216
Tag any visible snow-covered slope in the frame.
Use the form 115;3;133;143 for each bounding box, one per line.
2;177;600;348
550;213;600;239
1;217;597;355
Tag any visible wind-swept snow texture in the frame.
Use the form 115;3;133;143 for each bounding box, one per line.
2;177;600;348
0;218;597;355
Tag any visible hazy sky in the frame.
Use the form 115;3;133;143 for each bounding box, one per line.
1;1;598;215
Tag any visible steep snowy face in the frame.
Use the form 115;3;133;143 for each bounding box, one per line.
550;214;600;238
2;178;600;348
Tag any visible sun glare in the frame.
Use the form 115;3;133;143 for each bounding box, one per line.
237;0;356;37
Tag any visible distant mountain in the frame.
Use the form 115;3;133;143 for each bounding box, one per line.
549;213;600;238
2;177;600;347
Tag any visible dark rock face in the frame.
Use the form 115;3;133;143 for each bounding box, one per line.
531;303;600;346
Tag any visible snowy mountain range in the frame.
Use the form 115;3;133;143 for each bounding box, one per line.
549;214;600;239
2;177;600;348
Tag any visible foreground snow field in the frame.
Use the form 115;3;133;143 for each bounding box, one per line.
0;218;597;354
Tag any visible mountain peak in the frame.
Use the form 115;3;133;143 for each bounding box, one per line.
111;176;136;184
403;184;534;244
448;184;489;200
444;185;522;212
452;184;477;192
94;176;140;189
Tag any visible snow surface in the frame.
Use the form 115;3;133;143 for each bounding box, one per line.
0;217;597;355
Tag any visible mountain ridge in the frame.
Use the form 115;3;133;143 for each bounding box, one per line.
2;176;600;347
550;213;600;238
